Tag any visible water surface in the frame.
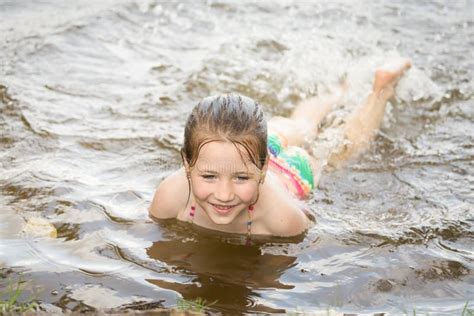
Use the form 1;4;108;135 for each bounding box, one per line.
0;0;473;314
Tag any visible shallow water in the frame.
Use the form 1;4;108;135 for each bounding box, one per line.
0;0;473;314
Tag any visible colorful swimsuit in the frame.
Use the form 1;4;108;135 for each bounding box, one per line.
267;130;315;199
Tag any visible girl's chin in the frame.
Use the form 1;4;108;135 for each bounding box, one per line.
209;216;234;225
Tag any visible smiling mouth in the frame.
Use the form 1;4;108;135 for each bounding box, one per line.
210;203;236;213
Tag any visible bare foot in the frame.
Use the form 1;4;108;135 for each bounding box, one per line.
373;58;412;97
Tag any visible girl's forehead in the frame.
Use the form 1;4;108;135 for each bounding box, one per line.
194;141;255;171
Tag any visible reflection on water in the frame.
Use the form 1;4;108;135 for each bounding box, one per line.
147;236;296;313
0;0;473;314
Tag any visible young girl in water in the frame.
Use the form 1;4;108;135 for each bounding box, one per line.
149;59;411;237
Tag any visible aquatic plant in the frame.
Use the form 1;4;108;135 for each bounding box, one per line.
402;301;473;316
0;279;38;314
462;301;473;316
176;297;217;313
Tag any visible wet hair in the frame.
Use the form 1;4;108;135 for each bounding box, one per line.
182;94;268;171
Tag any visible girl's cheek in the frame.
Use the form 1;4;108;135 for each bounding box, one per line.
236;183;259;202
191;179;213;200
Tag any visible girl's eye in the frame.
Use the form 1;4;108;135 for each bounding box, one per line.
236;176;250;181
201;175;216;180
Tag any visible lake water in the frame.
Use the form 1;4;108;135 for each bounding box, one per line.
0;0;473;314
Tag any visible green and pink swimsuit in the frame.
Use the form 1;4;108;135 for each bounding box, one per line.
267;131;315;199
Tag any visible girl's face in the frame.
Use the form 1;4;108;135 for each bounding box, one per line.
188;140;262;226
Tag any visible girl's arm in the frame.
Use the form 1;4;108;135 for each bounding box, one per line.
149;169;188;219
260;175;310;237
269;205;309;237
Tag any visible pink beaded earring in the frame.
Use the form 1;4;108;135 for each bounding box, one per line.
247;205;254;236
189;205;196;221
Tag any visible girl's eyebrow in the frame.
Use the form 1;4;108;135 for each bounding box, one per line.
199;170;218;174
198;170;254;175
233;171;254;176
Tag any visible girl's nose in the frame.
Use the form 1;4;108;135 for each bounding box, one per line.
214;180;234;202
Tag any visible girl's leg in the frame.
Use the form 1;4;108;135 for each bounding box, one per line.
268;86;346;146
328;58;411;165
267;58;410;188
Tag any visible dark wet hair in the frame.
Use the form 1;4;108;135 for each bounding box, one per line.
182;94;268;170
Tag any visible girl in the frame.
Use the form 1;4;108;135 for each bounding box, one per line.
149;58;411;237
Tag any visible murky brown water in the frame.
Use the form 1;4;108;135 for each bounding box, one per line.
1;0;473;314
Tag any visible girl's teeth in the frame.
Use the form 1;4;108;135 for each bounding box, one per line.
214;204;232;209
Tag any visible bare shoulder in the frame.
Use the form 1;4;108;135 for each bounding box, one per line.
260;173;310;237
266;202;309;237
149;168;189;219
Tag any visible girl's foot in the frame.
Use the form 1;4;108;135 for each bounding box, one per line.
373;58;412;98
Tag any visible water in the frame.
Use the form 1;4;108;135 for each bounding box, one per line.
0;0;473;314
